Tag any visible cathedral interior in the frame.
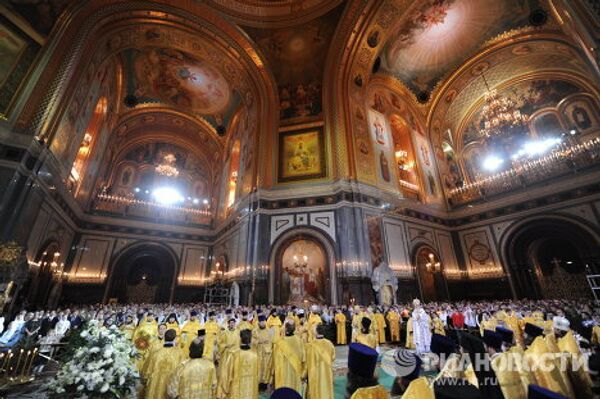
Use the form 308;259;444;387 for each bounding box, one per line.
0;0;599;309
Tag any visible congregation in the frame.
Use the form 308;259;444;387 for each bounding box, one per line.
0;298;598;398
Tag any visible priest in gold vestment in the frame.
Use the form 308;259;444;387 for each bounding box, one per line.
165;313;181;336
524;323;574;398
386;308;400;342
356;317;378;349
273;321;306;393
216;329;259;399
334;309;347;345
133;312;158;371
555;318;593;399
483;329;526;399
373;309;386;344
306;306;323;342
252;314;274;387
267;309;283;338
203;311;220;360
180;310;202;357
168;339;217;399
144;329;184;399
306;324;335;399
217;318;240;362
237;311;253;331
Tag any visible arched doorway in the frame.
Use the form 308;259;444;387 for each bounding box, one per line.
29;242;61;309
105;244;178;303
414;246;448;302
503;217;600;299
271;232;334;305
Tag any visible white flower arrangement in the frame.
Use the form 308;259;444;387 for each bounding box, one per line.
45;320;140;398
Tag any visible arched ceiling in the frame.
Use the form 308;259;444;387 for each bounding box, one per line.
109;108;223;178
427;37;597;148
203;0;344;28
377;0;544;98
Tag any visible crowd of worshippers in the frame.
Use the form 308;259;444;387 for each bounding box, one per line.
0;298;598;398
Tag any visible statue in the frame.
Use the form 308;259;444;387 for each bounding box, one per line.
229;281;240;307
371;261;398;306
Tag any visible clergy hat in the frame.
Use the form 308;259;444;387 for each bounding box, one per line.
528;384;569;399
270;387;302;399
552;316;570;332
430;334;457;357
190;310;198;317
433;378;482;399
483;329;503;351
258;315;266;322
168;313;177;320
208;311;215;317
242;311;248;317
348;343;378;378
361;316;372;329
198;329;206;336
458;331;485;356
524;323;544;338
381;348;421;381
495;326;514;344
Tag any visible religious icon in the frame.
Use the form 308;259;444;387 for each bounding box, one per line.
281;239;326;304
374;120;386;145
427;172;437;196
380;151;390;182
120;166;135;186
572;105;592;130
278;128;325;182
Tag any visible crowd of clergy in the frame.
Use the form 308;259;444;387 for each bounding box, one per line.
0;298;599;399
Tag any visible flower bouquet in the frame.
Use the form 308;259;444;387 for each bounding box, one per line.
45;321;139;398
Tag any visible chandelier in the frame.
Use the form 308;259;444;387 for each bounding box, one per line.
480;74;528;139
155;153;179;177
425;253;441;273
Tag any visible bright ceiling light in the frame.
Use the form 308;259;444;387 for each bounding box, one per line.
482;155;504;172
152;187;184;205
522;138;561;157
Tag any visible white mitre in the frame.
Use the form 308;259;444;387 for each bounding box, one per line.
552;316;570;332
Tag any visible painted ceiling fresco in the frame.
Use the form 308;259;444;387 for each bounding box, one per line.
379;0;540;97
245;4;344;122
122;48;241;130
